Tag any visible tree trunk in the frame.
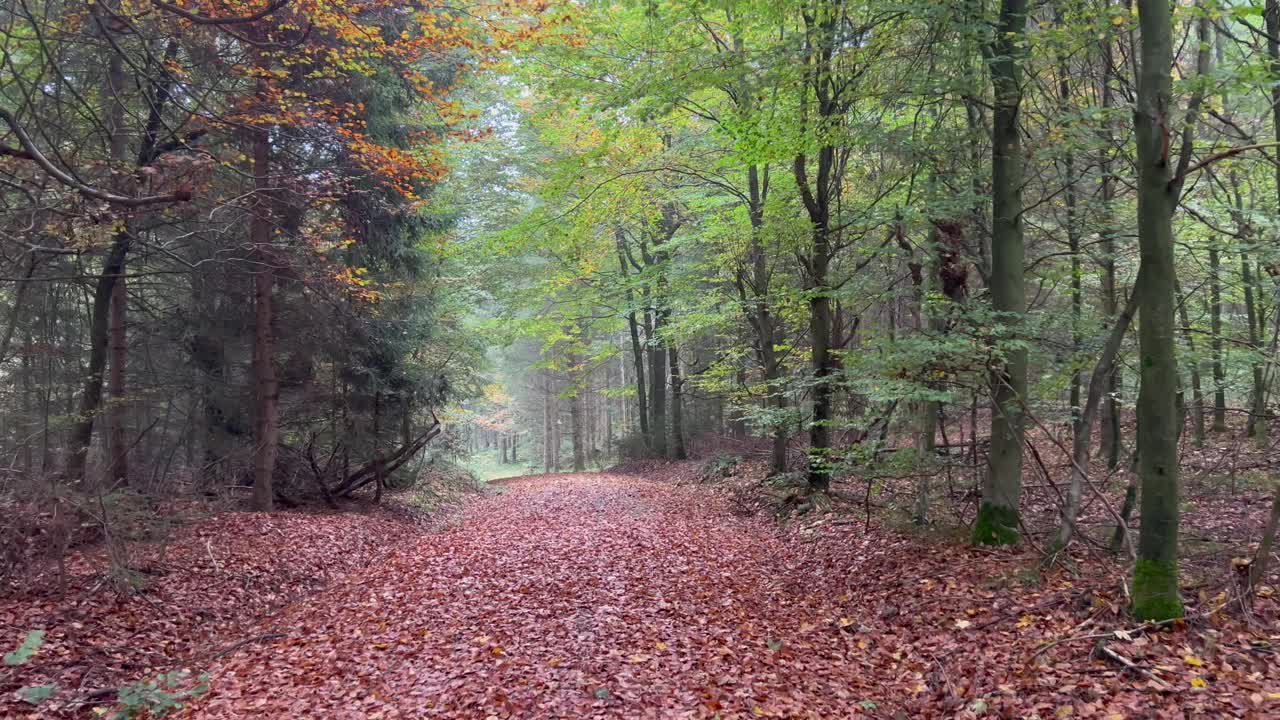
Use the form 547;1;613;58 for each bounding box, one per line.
1242;254;1266;441
570;379;586;472
0;254;37;368
19;326;33;475
1057;15;1083;433
1209;244;1227;431
1175;278;1206;446
1054;279;1141;551
742;164;788;475
64;35;178;486
66;240;129;485
648;309;668;457
551;382;562;473
1098;13;1123;468
542;370;553;473
1266;0;1280;445
1131;0;1183;621
807;248;834;491
250;112;278;513
106;273;129;486
1250;484;1280;593
974;0;1028;545
67;27;131;487
668;344;686;460
373;391;383;504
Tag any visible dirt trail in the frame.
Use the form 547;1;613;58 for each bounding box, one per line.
180;474;875;719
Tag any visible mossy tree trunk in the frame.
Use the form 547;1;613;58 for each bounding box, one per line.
1131;0;1183;621
974;0;1028;546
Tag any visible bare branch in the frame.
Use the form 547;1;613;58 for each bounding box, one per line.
0;107;192;207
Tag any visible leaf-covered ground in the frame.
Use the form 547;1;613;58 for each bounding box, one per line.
0;507;426;718
6;470;1280;718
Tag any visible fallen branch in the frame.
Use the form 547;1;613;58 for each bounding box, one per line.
202;632;286;663
1030;618;1183;661
1095;642;1173;691
333;420;442;497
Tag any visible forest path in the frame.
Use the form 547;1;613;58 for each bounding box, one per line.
180;473;877;719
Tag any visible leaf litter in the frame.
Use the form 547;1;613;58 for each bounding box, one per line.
3;468;1278;718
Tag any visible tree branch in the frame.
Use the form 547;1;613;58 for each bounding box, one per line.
0;108;192;207
150;0;290;26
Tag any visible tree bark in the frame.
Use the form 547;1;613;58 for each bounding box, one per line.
648;308;668;457
1209;244;1227;431
668;343;686;460
570;376;586;472
740;164;787;475
618;237;649;442
106;273;129;486
542;370;553;473
373;391;383;504
974;0;1028;545
1250;485;1280;593
1175;278;1206;446
1242;254;1266;440
1098;10;1123;468
250;105;278;512
1131;0;1183;621
792;8;841;492
1056;11;1083;433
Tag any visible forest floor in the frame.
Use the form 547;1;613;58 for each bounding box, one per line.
3;463;1280;718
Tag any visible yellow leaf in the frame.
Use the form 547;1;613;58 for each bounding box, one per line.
838;617;855;628
655;641;668;651
1056;707;1074;718
1190;677;1208;689
1016;615;1035;629
1183;654;1204;667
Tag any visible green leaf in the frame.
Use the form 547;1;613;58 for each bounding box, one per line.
17;684;56;705
4;629;45;666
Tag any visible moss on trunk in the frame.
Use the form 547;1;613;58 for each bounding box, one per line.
1131;558;1183;621
972;502;1020;546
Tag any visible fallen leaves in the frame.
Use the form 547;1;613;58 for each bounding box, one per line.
5;468;1279;718
0;507;422;717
